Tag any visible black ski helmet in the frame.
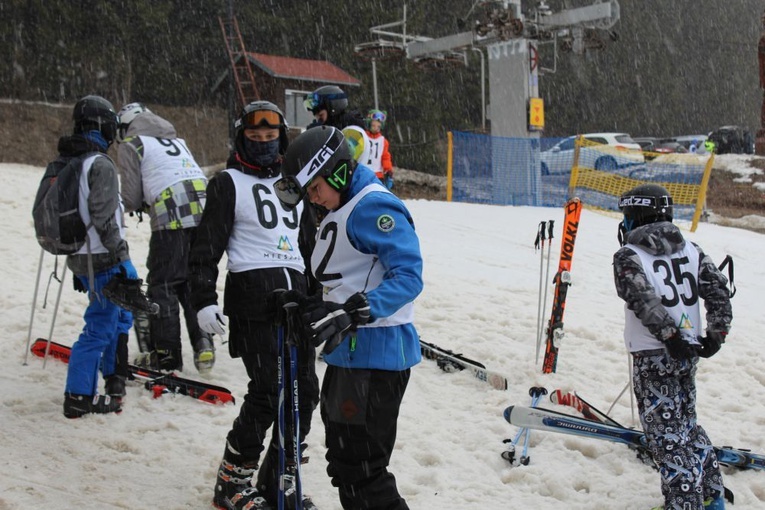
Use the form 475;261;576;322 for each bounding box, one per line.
234;100;289;158
618;183;674;230
304;85;348;116
275;126;353;209
73;95;118;144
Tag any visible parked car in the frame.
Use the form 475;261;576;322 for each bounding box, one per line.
633;137;660;152
671;135;708;153
540;133;644;175
707;126;754;155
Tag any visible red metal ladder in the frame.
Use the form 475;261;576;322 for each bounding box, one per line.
218;16;260;108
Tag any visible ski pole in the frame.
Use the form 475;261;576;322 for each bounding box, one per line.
42;262;67;369
539;220;554;341
277;325;286;510
534;221;546;363
285;302;304;510
23;248;46;366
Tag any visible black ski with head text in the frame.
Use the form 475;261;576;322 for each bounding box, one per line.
30;338;234;405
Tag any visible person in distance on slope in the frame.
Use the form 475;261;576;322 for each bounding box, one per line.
188;101;319;510
364;109;395;189
274;126;423;509
303;84;365;130
613;183;732;510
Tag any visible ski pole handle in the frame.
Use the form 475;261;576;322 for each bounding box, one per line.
547;220;554;240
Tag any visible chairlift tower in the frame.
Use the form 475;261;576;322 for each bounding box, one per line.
355;0;620;204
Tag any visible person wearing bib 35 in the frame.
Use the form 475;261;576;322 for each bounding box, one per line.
274;126;423;510
613;184;732;510
189;101;319;510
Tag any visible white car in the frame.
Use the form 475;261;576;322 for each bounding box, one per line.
540;133;644;175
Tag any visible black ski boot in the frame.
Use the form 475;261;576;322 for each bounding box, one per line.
213;443;269;510
102;271;160;315
256;444;317;510
104;375;126;400
193;334;216;375
63;393;122;418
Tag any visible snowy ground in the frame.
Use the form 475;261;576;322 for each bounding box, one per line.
3;161;765;509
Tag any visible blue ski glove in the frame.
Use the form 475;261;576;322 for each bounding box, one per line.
697;331;726;358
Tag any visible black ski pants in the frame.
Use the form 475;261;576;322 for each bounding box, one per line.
321;365;411;510
226;317;319;466
145;228;204;355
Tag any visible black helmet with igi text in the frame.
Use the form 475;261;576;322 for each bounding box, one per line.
618;183;673;232
275;126;353;209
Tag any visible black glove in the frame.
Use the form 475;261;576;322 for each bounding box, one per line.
301;301;353;353
73;276;87;294
268;289;308;325
343;292;371;325
664;331;696;361
697;331;726;359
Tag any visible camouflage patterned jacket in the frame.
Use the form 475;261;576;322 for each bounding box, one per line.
613;221;732;353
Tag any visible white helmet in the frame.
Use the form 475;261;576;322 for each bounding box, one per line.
117;102;150;141
342;125;371;165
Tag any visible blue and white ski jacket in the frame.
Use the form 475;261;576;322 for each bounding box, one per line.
315;164;423;371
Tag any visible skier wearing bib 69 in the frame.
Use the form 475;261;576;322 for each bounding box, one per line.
613;184;732;510
274;126;423;510
188;101;320;510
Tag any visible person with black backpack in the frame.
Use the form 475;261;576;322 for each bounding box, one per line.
54;95;140;418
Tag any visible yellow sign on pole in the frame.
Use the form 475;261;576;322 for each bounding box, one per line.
529;97;545;131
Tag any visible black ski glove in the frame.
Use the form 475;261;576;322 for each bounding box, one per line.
343;292;371;326
300;293;371;353
664;330;696;361
268;289;308;326
301;301;353;353
697;331;726;359
73;276;87;294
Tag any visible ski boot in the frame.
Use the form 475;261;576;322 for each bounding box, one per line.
256;444;316;510
193;334;216;375
102;271;160;315
63;393;122;418
104;375;126;401
213;443;268;510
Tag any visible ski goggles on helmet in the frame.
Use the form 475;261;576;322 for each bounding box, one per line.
274;175;306;209
303;91;347;113
369;110;387;123
242;109;282;129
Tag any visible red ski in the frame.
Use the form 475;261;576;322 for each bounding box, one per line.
542;198;582;374
30;338;235;405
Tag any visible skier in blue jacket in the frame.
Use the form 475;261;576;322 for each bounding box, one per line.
275;126;423;510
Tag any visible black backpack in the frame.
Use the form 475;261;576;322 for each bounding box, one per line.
32;155;88;255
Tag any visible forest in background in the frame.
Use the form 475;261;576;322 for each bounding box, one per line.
2;0;763;174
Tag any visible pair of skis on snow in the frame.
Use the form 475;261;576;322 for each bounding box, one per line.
505;389;765;472
30;338;234;405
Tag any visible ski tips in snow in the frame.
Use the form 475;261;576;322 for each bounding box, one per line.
419;339;508;390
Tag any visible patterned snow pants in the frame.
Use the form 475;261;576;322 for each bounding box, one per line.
632;350;724;510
